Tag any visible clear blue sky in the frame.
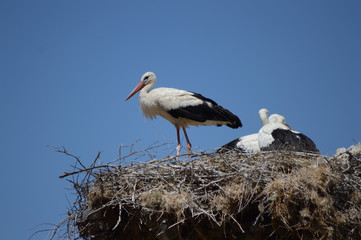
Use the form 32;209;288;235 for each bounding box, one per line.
1;1;360;239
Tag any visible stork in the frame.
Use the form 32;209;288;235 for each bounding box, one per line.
125;72;242;155
258;112;319;153
218;133;260;153
217;108;269;153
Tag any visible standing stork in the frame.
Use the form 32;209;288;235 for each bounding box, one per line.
125;72;242;155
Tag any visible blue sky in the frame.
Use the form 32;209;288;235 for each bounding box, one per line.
1;1;360;239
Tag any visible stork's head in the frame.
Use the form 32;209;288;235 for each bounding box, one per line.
269;114;285;124
141;72;157;85
125;72;157;101
269;113;292;129
258;108;269;126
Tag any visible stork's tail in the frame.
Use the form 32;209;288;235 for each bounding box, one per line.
216;106;242;129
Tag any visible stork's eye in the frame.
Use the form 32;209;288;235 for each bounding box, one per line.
143;76;149;83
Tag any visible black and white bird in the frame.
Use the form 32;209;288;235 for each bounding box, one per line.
125;72;242;155
218;108;269;153
218;133;260;153
258;112;319;153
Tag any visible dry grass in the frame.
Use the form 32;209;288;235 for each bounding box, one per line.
46;143;361;240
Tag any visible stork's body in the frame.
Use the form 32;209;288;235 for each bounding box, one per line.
126;72;242;155
258;113;319;153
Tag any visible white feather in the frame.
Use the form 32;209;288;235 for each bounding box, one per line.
236;133;260;153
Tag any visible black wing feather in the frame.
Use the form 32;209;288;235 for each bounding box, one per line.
217;138;240;153
269;129;319;153
167;92;242;128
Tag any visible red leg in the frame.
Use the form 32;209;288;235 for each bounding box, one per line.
176;127;181;155
182;127;192;154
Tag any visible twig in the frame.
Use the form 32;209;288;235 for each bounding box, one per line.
48;145;86;169
229;214;245;233
59;164;116;178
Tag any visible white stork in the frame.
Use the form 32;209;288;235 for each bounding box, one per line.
125;72;242;155
218;108;269;153
218;133;260;153
258;112;319;153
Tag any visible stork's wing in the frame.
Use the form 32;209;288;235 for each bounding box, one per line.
217;138;240;153
271;129;319;153
159;91;242;128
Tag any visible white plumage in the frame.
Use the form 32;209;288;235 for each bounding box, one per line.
258;108;270;126
233;133;260;153
218;108;269;153
126;72;242;155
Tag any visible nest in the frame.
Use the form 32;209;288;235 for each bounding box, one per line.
49;143;361;240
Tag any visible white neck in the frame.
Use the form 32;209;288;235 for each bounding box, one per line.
259;109;269;126
139;81;156;98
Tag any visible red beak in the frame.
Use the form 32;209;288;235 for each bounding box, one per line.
125;81;145;101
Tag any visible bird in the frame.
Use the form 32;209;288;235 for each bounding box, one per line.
125;72;242;155
218;133;260;154
258;112;319;153
217;108;269;153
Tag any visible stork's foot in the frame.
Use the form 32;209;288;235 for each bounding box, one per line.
186;143;192;162
176;144;181;156
186;143;192;154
